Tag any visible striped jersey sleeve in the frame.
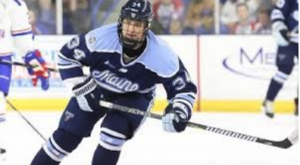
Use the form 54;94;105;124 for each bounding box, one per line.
162;59;197;119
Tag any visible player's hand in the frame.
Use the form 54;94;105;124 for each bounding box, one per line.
24;50;50;90
162;104;189;133
72;76;102;112
274;29;290;46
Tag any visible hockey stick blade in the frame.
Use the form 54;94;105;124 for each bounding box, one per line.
0;59;58;72
99;100;298;149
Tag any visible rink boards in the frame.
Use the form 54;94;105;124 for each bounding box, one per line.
7;35;298;113
6;98;295;113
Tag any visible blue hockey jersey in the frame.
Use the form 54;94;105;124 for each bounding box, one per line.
271;0;298;43
57;23;197;117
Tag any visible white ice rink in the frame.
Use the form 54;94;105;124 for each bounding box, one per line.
1;111;299;165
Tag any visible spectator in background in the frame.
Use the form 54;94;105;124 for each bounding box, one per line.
26;0;40;14
197;9;215;34
28;10;42;35
28;9;55;34
184;0;214;35
253;7;272;34
153;0;184;33
35;0;56;34
168;14;184;34
219;0;228;4
63;0;91;34
220;0;244;33
28;0;91;35
244;0;260;22
257;0;275;13
150;18;165;34
62;0;76;34
183;0;203;34
272;0;279;5
233;2;255;34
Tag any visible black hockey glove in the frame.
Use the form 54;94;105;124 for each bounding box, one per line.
274;29;290;46
72;76;102;112
162;103;189;133
279;29;290;42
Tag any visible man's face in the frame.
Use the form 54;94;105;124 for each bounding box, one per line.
202;15;213;27
237;5;249;21
122;18;146;41
258;13;270;26
169;19;182;34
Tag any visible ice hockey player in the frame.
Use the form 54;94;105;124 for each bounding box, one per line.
30;0;197;164
262;0;298;118
0;0;50;160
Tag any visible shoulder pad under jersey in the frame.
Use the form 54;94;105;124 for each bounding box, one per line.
85;23;122;54
138;31;179;78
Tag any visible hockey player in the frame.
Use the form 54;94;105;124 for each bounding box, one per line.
0;0;50;158
262;0;298;118
31;0;197;164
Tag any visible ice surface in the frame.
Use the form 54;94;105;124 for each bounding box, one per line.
1;112;299;165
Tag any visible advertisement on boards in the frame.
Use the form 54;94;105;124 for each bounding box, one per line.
200;36;298;100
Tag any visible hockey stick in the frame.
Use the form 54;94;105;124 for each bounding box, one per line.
6;100;46;141
0;59;58;72
0;59;53;141
99;100;298;149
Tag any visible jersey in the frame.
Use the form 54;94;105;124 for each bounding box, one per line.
58;23;197;118
271;0;298;43
0;0;34;57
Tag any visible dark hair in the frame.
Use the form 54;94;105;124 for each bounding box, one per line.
258;7;272;16
236;2;249;10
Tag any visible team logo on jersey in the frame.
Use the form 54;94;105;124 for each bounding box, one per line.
278;54;287;61
131;13;136;18
88;36;96;45
92;70;139;93
64;111;75;121
67;36;80;49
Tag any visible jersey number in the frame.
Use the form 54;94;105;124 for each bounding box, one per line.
172;71;191;91
132;2;141;7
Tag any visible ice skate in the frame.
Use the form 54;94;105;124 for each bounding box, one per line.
0;147;6;162
262;100;274;118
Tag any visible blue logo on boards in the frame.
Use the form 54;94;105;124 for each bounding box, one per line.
222;47;277;80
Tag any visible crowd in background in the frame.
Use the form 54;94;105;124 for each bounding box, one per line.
26;0;277;35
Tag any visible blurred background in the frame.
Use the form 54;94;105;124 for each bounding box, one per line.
26;0;275;35
3;1;298;164
9;0;297;113
0;0;300;165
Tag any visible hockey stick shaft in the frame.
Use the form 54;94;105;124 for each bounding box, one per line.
0;59;58;72
6;100;46;141
99;100;297;149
